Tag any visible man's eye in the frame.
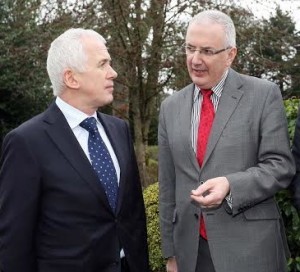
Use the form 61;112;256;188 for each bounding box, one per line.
186;47;196;53
203;49;214;56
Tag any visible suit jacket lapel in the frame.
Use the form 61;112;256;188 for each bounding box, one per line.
43;103;113;213
178;84;201;173
203;69;244;167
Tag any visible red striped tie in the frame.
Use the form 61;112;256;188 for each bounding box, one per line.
196;89;214;239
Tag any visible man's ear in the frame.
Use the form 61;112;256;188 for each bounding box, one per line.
63;69;80;89
226;47;237;67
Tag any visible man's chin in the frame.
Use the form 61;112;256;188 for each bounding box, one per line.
192;78;207;88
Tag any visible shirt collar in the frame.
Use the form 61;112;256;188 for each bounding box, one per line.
55;97;98;129
193;69;229;103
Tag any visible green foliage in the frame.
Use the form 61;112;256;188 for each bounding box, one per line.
231;6;300;98
277;189;300;272
279;98;300;272
143;182;165;272
0;0;53;147
284;98;300;143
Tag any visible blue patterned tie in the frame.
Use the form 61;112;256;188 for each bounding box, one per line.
80;117;118;211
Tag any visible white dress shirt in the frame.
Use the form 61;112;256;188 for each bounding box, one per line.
55;97;120;183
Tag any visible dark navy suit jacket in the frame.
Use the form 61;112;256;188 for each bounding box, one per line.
0;102;149;272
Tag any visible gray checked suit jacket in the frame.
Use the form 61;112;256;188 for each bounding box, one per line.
158;68;295;272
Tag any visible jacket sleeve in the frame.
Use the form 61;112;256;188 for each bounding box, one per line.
226;84;295;215
0;130;40;272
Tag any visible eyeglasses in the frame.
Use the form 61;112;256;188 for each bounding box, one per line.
182;44;232;56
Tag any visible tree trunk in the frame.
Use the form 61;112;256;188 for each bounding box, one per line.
134;125;148;188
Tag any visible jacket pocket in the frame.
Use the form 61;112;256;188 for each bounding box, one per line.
243;200;280;220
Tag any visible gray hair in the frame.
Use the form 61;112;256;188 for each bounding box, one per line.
47;28;106;96
189;10;236;48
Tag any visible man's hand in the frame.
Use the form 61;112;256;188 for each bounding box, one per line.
190;177;230;208
166;257;178;272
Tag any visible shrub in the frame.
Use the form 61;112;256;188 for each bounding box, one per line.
280;98;300;272
143;182;165;272
284;98;300;143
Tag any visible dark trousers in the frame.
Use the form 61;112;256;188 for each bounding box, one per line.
195;236;216;272
120;257;130;272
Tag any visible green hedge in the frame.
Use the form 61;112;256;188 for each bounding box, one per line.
281;98;300;272
143;183;164;272
143;98;300;272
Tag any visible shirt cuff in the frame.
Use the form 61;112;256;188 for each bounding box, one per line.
225;192;233;209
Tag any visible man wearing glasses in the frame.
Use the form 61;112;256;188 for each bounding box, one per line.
158;9;294;272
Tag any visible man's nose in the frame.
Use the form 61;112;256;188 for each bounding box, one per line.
108;66;118;79
191;52;204;64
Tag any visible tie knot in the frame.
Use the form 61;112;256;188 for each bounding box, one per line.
201;89;213;98
80;117;98;133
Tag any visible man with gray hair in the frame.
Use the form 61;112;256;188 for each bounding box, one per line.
158;9;294;272
0;28;149;272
